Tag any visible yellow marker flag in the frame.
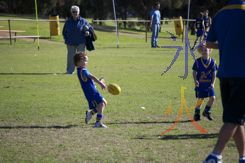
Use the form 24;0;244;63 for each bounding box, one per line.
165;100;172;116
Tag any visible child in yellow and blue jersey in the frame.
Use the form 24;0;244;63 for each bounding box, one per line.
192;43;217;121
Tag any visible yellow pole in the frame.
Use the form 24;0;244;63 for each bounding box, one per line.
34;0;40;50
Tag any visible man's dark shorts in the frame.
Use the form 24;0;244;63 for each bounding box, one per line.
220;78;245;125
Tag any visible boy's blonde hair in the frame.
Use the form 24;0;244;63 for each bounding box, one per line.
197;42;212;54
74;51;88;66
197;43;206;54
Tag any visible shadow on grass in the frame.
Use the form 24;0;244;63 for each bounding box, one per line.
0;124;79;129
159;133;219;140
134;133;218;140
0;72;66;75
0;120;194;130
107;120;192;125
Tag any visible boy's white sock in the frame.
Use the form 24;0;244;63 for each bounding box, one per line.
211;153;222;159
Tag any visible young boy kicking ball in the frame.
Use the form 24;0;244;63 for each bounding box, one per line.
192;43;217;121
74;51;107;128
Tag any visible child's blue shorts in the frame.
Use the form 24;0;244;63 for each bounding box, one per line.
195;87;215;98
88;92;104;110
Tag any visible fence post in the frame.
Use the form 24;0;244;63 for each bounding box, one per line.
8;19;12;45
145;21;148;43
182;21;185;43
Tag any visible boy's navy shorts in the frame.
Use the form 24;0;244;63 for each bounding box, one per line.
88;92;104;110
220;78;245;125
195;87;215;98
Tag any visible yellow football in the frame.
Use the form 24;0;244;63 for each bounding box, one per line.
107;83;121;95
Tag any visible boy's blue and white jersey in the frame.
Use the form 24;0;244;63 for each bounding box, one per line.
192;57;217;89
77;67;100;101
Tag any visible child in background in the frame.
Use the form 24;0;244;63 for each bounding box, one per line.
192;43;217;121
191;12;205;50
203;9;212;39
74;51;108;128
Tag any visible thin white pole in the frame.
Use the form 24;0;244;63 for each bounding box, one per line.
181;0;191;80
112;0;119;48
187;0;191;29
34;0;40;50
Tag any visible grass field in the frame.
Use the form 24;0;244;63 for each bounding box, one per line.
0;16;240;162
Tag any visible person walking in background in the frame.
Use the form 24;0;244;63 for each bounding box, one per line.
191;12;205;50
204;0;245;162
62;5;92;74
203;9;212;39
150;1;161;48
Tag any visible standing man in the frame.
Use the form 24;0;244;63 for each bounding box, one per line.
150;1;161;48
63;5;91;74
204;0;245;163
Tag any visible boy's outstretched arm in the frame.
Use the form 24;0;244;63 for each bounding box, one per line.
89;74;106;90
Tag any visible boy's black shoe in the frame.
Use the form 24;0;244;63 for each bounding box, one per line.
202;111;213;121
193;113;201;121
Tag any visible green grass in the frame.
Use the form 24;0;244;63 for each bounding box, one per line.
0;16;239;162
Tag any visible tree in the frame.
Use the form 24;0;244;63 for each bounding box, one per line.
0;0;228;20
115;0;131;28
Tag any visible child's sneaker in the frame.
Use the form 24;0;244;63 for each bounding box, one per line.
203;154;222;163
202;111;214;121
94;121;107;128
85;110;93;124
193;113;201;121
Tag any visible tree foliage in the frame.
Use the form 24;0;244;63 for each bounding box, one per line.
0;0;227;19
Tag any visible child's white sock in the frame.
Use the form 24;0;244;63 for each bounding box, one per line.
211;153;222;159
